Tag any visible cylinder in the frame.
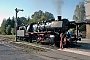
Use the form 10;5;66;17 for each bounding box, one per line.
58;16;61;21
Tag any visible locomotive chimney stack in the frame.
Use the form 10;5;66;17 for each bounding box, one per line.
58;16;61;21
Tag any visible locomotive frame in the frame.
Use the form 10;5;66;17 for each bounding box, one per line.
16;16;82;47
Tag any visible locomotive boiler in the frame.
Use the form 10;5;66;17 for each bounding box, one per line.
17;16;81;47
29;16;69;32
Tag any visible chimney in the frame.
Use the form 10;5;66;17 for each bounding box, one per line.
58;16;61;21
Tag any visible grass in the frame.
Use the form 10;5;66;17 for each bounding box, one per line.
0;35;42;47
0;35;15;41
4;35;15;39
0;35;15;39
0;34;47;53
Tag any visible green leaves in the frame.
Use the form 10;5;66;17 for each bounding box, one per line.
6;25;11;35
0;10;54;35
73;1;85;21
29;10;55;24
11;28;15;35
1;17;15;35
73;1;86;31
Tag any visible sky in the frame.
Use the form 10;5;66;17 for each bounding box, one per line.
0;0;83;26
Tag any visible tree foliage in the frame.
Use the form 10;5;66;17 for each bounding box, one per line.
1;19;7;34
11;28;15;35
73;1;86;31
0;10;55;35
79;24;86;31
29;10;55;24
73;1;85;21
6;25;11;35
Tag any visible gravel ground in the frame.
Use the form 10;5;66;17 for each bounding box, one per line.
0;35;90;60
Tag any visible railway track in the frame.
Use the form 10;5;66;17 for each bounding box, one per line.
0;35;90;52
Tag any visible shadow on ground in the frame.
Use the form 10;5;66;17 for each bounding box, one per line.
70;42;90;51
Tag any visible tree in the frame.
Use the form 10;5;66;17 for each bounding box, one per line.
0;10;55;35
31;10;44;20
27;16;30;20
44;11;54;20
11;16;15;28
6;17;12;26
29;10;55;24
73;1;86;31
79;24;86;31
20;17;27;25
0;27;1;34
1;19;7;34
6;25;11;35
11;28;15;35
73;1;85;21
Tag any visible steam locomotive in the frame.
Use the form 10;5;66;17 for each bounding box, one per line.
17;16;81;47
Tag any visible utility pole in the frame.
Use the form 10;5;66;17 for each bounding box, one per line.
15;8;24;41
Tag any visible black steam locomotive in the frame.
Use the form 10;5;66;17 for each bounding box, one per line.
17;16;81;47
